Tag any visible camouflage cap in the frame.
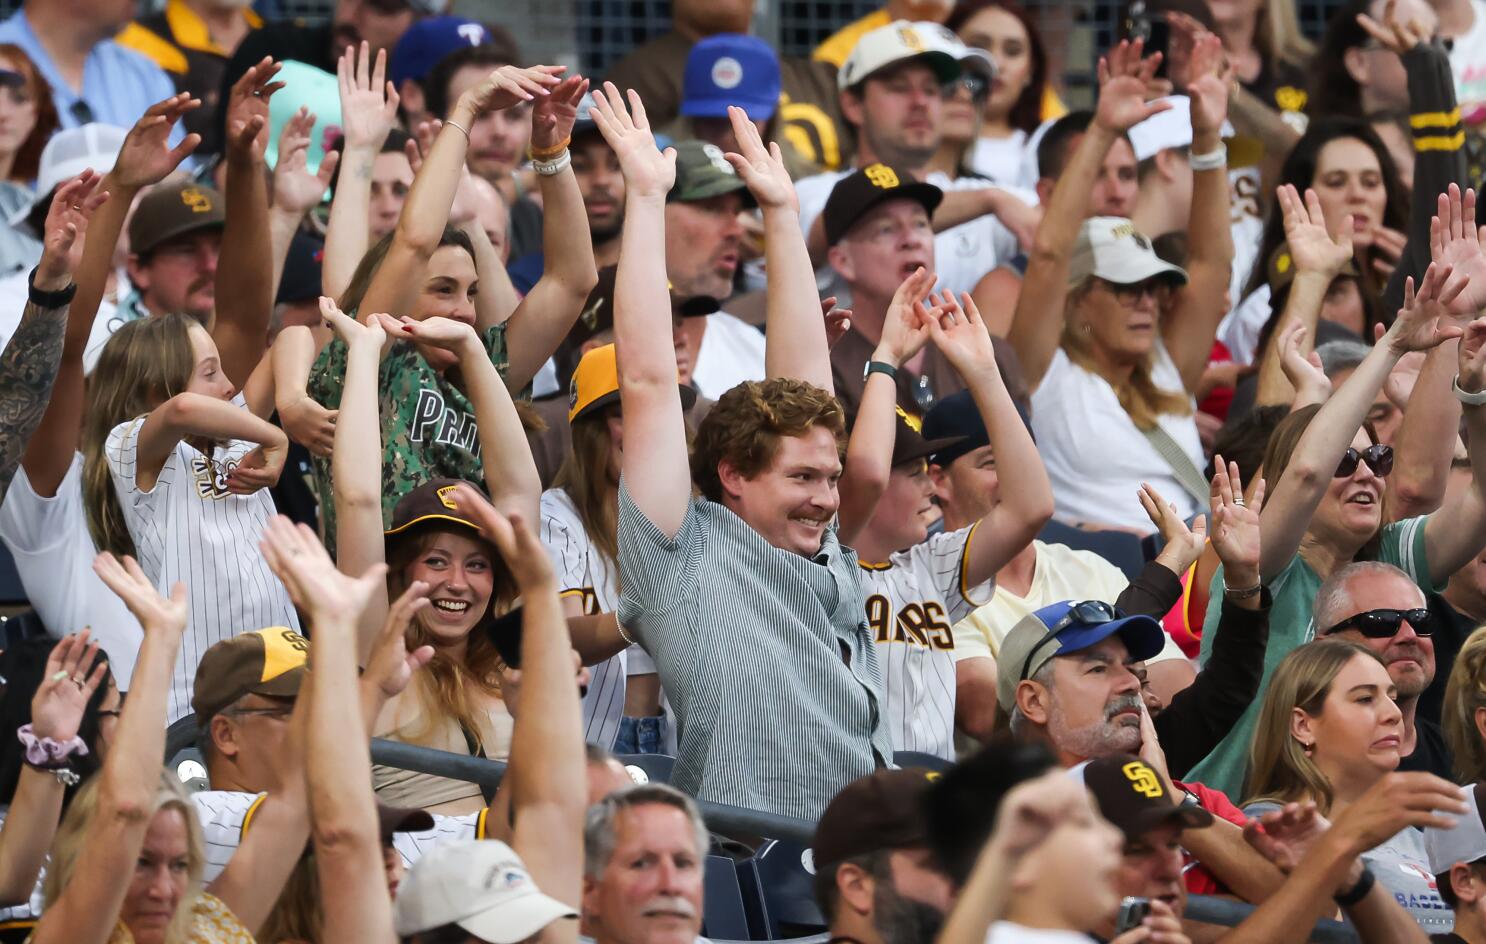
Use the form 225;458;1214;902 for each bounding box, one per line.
668;140;754;205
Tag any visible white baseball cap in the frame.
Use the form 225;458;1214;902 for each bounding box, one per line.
1425;782;1486;876
393;840;578;941
839;20;989;90
1127;96;1238;162
1068;217;1188;287
10;123;128;229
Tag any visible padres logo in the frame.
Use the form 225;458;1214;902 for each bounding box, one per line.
180;186;214;213
896;26;923;51
437;484;460;509
865;164;900;189
1122;761;1164;798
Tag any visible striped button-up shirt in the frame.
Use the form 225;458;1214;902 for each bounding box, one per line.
618;485;891;822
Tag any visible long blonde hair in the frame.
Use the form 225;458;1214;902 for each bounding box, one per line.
1062;280;1191;431
554;413;619;578
1445;626;1486;783
82;313;198;558
1246;639;1384;813
1259;0;1316;70
45;770;206;943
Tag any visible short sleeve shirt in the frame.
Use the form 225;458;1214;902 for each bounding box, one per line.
1186;516;1436;798
307;324;508;554
616;483;891;821
861;524;993;760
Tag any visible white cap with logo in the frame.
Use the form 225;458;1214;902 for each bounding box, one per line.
1426;782;1486;877
1068;217;1189;288
393;840;578;942
838;19;993;90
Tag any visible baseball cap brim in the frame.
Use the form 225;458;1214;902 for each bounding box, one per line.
458;889;578;944
572;384;697;423
846;50;961;90
681;94;778;120
672;174;755;206
1091;255;1188;288
384;513;483;539
1123;800;1214;836
896;433;964;467
1043;615;1167;669
829;181;943;245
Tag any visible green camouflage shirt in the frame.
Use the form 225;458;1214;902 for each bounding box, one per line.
307;324;508;555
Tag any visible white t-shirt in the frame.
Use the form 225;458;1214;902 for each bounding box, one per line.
540;487;628;750
861;525;993;760
690;312;766;401
1228;213;1265;319
795;168;1031;299
0;456;143;685
967;131;1030;186
984;923;1094;944
1450;0;1486;127
1031;343;1204;530
0;268;122;373
106;404;300;723
1218;283;1273;367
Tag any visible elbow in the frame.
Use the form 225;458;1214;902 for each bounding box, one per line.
394;219;441;259
1391;476;1444;517
312;816;380;860
335;481;382;516
98;789;153;826
1282;459;1326;492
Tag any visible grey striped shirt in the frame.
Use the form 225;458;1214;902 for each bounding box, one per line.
617;484;891;821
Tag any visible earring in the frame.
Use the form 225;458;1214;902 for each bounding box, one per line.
1301;741;1314;756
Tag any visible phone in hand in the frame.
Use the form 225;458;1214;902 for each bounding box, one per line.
1116;896;1152;934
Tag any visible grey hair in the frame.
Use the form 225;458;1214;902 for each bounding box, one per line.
1007;660;1056;740
1314;340;1372;379
584;783;709;879
1312;560;1421;632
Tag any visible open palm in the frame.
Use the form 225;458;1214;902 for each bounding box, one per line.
1094;39;1171;133
1388;262;1468;355
1431;184;1486;316
113;94;201;188
337;41;399;151
723;105;796;212
588;81;675;198
1278;184;1353;276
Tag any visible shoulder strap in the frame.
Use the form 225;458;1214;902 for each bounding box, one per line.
1139;423;1209;508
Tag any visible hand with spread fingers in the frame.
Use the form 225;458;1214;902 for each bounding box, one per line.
1356;0;1431;55
444;482;556;591
1277;184;1354;278
874;268;936;368
225;56;285;160
111;93;201;190
723;104;797;213
1139;481;1208;575
1094;39;1172;134
586;82;676;199
1208;455;1263;583
31;631;107;743
364;580;436;699
336;40;400;152
92;553;187;638
1385;262;1468;356
273;107;338;217
259;516;387;625
1430;184;1486;317
531;73;589;153
35;171;109;290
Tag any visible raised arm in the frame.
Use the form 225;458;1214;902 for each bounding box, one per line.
1424;313;1486;581
591;83;690;538
359;65;564;320
258;517;397;944
503;76;600;391
1257;263;1464;580
31;555;185;944
1160;32;1235;391
322;42;399;301
268;107;338;309
723;106;833;391
1007;40;1169;388
214;57;284;387
272;324;337;458
133;392;288;491
21;97;198;496
0;174;109;505
925;291;1053;588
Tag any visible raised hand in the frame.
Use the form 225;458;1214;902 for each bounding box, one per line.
111;93;201;189
1386;262;1468;356
459;64;565;117
875;268;935;365
1277;184;1354;277
923;289;998;375
273;107;338;216
364;579;435;699
1186;30;1233;135
1275;320;1332;405
35;171;109;289
988;770;1101;863
1140;481;1208;575
1458;315;1486;395
822;296;852;349
259;516;388;623
373;313;476;352
225;56;285;160
92;553;187;637
1356;0;1431;56
1209;455;1263;579
336;41;400;152
31;631;106;743
322;295;386;349
1328;771;1467;856
531;73;590;153
445;482;555;591
1094;39;1172;134
723;104;797;212
1431;184;1486;316
1243;801;1330;873
587;82;675;199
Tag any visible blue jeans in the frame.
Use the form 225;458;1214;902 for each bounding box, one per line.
614;714;665;754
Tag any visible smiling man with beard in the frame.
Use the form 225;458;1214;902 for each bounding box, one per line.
1315;560;1455;782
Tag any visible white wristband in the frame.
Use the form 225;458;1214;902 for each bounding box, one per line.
532;149;571;176
1454;374;1486;406
1189;144;1227;171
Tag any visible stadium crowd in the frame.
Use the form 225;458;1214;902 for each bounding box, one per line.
11;0;1486;941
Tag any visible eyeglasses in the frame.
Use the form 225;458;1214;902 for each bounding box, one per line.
1097;277;1171;305
1020;600;1123;682
224;705;295;720
942;73;989;102
1323;607;1432;638
1335;444;1393;478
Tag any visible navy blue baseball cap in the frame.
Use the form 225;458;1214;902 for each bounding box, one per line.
680;34;781;121
391;17;490;87
922;390;1034;467
995;601;1166;710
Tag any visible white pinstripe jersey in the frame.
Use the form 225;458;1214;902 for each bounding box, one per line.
106;402;301;724
540;488;628;749
860;524;992;760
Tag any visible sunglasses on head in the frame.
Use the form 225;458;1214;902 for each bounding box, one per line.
1335;443;1392;478
1020;600;1123;682
1324;607;1432;638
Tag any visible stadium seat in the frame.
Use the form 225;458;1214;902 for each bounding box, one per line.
1038;518;1147;581
702;854;752;941
616;752;675;784
736;839;826;940
893;750;951;772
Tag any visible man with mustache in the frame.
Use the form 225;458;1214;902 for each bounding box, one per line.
581;783;708;944
1314;560;1454;781
813;769;954;944
123;179;225;325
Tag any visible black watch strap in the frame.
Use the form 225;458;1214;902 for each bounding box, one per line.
864;360;898;382
27;268;76;309
1334;866;1375;907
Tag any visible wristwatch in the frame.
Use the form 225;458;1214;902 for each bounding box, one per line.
1334;866;1376;907
26;267;75;309
864;360;898;382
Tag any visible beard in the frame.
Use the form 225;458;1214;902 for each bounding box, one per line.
1050;692;1144;759
873;884;944;944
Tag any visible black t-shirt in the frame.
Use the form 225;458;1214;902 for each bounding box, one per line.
1399;716;1456;782
209;21;337;155
1421;593;1479;729
1431;933;1469;943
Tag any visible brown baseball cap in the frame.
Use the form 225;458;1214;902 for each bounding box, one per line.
1076;754;1212;840
891;410;963;467
385;479;488;540
191;627;309;723
128;181;227;257
814;768;939;868
379;802;436;842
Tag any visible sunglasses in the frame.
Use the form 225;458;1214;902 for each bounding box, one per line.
942;73;989;102
1020;600;1123;681
1335;443;1393;478
1324;607;1432;638
1097;277;1171;305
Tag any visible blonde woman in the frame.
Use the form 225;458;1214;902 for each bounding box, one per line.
1443;626;1486;783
